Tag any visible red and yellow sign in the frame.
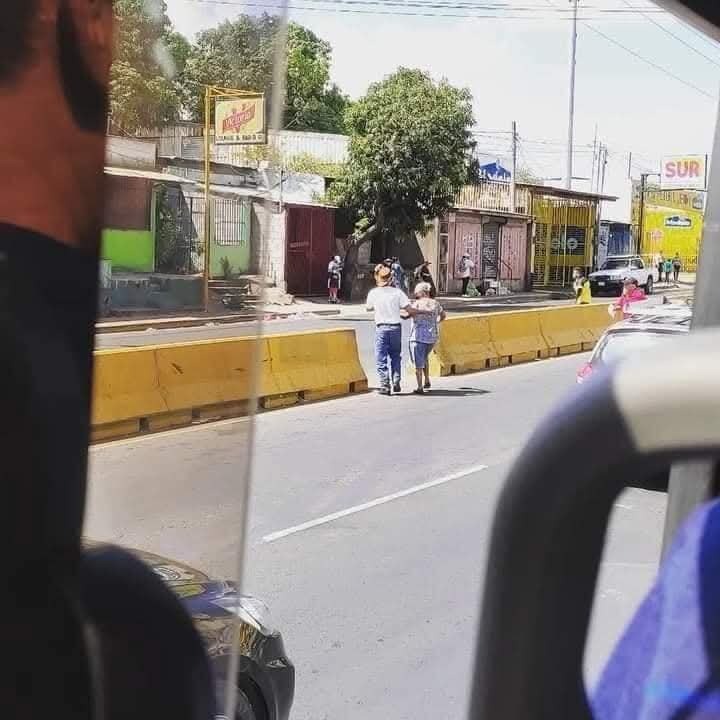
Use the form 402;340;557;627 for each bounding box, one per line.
214;95;266;145
660;155;708;190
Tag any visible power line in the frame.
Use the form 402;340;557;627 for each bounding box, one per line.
176;0;666;19
676;16;720;54
581;23;717;100
541;0;717;101
620;0;720;69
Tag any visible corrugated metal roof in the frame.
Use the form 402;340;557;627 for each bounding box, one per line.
106;136;158;170
104;166;187;184
520;182;617;202
174;129;348;166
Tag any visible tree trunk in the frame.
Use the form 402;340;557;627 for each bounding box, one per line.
341;241;360;301
340;223;380;301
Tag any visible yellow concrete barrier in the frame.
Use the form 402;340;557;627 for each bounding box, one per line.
429;314;498;376
487;309;550;365
579;303;614;350
92;348;167;430
538;306;596;356
91;328;366;441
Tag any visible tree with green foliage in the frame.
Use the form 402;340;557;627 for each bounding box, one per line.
110;0;188;132
284;24;350;132
183;16;350;133
329;68;478;288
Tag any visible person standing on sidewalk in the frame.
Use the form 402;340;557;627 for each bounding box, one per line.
327;255;343;303
663;256;673;284
655;252;665;283
409;282;446;394
459;254;475;296
367;264;426;395
573;267;592;305
390;257;404;290
673;253;682;283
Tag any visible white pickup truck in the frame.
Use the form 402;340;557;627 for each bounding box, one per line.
588;254;654;296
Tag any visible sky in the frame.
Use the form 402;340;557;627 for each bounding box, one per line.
164;0;720;221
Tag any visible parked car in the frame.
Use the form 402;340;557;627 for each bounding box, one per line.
577;304;690;385
86;541;294;720
589;255;654;296
576;304;691;491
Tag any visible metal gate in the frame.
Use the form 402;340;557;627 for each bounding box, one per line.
155;186;205;274
285;206;335;296
532;198;595;287
481;221;500;280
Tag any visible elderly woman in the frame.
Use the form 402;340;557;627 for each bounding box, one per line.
409;282;446;394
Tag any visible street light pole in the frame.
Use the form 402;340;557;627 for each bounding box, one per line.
637;173;647;255
565;0;579;190
510;120;517;212
203;85;212;312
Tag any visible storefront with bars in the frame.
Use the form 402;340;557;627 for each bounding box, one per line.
433;209;531;295
528;186;615;288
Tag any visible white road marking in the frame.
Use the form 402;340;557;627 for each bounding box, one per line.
262;463;489;543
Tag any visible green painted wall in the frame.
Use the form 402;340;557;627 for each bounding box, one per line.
102;229;155;272
209;199;251;278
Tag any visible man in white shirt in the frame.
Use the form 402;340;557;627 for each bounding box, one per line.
367;264;427;395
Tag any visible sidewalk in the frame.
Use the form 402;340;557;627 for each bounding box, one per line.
96;289;575;334
97;277;696;335
96;298;347;334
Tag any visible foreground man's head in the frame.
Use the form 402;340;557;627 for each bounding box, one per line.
0;0;114;249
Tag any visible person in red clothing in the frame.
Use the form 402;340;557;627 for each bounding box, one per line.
613;277;646;317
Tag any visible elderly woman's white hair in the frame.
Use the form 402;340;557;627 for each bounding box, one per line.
414;281;433;298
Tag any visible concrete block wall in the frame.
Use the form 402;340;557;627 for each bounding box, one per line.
251;200;287;291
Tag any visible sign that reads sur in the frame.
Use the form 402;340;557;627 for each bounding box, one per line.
660;155;708;191
215;96;266;145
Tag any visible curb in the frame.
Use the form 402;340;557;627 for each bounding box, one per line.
96;308;342;334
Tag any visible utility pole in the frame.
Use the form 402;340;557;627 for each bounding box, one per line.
590;125;598;193
565;0;579;190
203;85;212;312
599;144;608;195
637;173;647;256
636;171;662;254
510;121;517;212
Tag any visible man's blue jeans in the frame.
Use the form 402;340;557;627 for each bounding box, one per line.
375;323;402;388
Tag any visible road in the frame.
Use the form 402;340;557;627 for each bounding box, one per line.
85;352;667;719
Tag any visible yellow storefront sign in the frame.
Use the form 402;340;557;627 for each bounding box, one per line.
215;95;266;145
632;181;705;269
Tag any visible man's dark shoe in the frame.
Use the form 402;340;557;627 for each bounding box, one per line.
393;383;401;394
379;386;391;396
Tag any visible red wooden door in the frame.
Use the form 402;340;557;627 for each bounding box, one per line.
285;206;335;296
309;208;334;295
285;207;311;296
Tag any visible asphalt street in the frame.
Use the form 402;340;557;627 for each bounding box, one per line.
85;352;668;720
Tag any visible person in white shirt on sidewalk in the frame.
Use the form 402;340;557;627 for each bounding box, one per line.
459;253;475;296
366;264;429;395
